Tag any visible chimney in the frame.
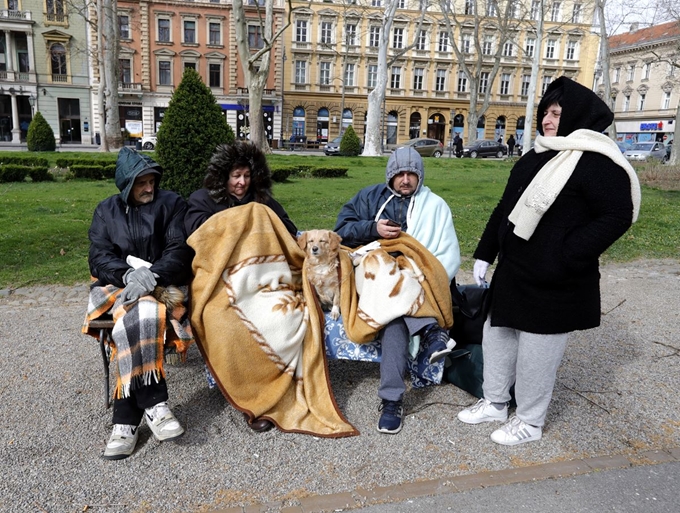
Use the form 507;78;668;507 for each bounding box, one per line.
630;22;639;32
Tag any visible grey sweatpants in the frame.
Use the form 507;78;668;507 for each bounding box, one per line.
482;315;568;427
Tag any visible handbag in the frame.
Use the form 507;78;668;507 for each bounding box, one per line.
449;280;489;346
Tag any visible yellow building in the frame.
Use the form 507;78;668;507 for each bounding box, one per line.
280;0;601;148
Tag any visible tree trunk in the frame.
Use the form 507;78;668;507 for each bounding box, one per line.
96;0;108;152
101;0;122;149
523;6;544;153
597;0;617;140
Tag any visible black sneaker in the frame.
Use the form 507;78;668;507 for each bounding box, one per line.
422;323;456;364
377;399;404;434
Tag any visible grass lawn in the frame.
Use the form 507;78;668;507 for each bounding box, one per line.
1;152;678;289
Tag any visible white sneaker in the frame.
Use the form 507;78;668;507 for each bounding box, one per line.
102;424;139;460
457;398;508;425
490;415;542;446
145;402;185;441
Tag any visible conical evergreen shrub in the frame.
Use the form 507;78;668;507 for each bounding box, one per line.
339;125;361;156
155;68;235;198
26;112;56;152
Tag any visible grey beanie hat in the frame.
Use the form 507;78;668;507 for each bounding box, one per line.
385;146;424;196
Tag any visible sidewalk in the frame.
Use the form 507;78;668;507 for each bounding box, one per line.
1;260;679;512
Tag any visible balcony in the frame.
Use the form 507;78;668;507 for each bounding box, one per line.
45;12;68;25
52;74;68;83
119;82;142;94
0;9;32;20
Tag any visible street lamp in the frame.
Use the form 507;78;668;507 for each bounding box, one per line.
28;94;36;115
280;47;286;148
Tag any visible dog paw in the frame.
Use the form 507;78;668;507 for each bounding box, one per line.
330;306;341;320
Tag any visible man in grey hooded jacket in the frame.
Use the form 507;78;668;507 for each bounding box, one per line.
335;146;461;434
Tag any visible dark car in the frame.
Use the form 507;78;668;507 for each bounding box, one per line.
462;139;508;158
397;138;444;158
324;136;342;156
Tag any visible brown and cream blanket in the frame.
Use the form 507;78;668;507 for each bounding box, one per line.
187;203;358;438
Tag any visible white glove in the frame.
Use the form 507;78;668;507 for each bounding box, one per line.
473;259;490;287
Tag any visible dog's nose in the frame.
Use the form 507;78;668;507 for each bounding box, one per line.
311;246;319;254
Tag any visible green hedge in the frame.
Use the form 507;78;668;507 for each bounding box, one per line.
310;167;348;178
271;167;292;182
102;164;116;179
70;164;104;180
270;164;348;181
55;158;116;169
0;155;49;167
28;167;53;182
0;165;30;182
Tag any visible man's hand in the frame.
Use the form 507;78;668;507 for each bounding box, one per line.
123;266;157;290
473;259;490;286
120;281;150;306
377;219;401;239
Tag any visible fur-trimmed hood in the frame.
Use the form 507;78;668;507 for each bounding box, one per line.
203;142;272;205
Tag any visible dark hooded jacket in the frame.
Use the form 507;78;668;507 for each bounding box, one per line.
88;147;193;288
184;142;297;236
474;77;634;334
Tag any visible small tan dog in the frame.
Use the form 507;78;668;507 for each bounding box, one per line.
297;229;343;320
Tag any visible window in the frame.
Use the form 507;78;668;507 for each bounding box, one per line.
345;23;357;45
662;91;671;109
413;67;424;90
551;2;561;22
119;15;130;40
209;23;221;46
438;31;450;52
614;66;621;82
572;3;582;23
393;27;404;49
525;37;535;58
8;0;18;10
415;30;427;51
541;75;552;94
503;40;514;57
248;25;264;49
479;72;489;94
546;39;556;59
367;64;377;88
457;71;468;92
295;60;307;83
669;61;676;77
500;73;510;95
508;0;518;18
638;93;645;111
390;66;401;89
482;35;493;56
371;0;381;5
158;18;170;43
461;34;472;54
345;63;355;87
51;43;67;76
435;69;446;92
119;58;131;83
319;61;331;85
159;60;171;85
183;20;196;44
627;64;635;81
465;0;474;15
46;0;65;22
209;63;221;87
530;1;540;20
397;0;405;7
566;41;577;60
295;20;308;42
521;74;530;96
184;62;196;70
369;26;380;48
320;21;333;45
486;0;497;16
642;62;651;79
623;95;630;111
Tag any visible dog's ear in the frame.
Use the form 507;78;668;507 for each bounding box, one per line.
330;231;342;251
297;232;308;250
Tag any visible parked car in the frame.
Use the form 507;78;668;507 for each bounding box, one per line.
616;141;632;153
624;141;666;162
462;139;508;158
141;134;157;150
397;138;444;158
324;136;342;156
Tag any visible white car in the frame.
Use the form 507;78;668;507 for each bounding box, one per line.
141;134;157;150
624;141;666;162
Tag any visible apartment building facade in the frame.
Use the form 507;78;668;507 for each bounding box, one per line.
0;0;91;144
605;21;679;146
87;0;283;146
281;0;600;148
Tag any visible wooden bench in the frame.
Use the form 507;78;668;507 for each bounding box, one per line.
88;317;115;409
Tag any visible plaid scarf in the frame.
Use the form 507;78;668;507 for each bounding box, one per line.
82;284;194;398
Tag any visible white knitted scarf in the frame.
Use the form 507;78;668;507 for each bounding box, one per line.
508;129;641;241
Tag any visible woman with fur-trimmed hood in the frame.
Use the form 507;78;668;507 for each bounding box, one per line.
185;141;298;236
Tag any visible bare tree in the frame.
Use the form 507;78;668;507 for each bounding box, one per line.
233;0;293;151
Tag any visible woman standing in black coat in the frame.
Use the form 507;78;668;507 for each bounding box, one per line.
457;77;641;445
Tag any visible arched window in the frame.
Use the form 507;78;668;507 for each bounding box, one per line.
409;112;421;139
342;108;353;133
317;107;330;142
386;111;398;145
292;106;306;138
516;116;525;147
453;113;465;137
495;115;506;141
476;115;485;140
51;43;67;77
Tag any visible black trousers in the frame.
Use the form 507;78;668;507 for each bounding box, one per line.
112;378;169;426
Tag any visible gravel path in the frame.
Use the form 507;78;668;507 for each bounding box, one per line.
1;260;679;512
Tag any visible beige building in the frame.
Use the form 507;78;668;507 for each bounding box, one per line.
605;21;679;146
281;0;601;149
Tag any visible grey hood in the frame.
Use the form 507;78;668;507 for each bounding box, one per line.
385;146;424;197
115;147;163;205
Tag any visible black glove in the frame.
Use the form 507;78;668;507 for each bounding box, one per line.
120;281;149;306
123;266;157;291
